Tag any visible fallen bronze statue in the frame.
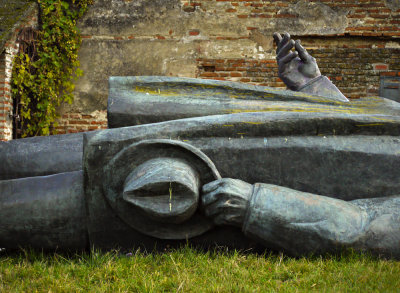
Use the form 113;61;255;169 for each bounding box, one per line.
1;33;399;258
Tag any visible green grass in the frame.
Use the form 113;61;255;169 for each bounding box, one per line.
0;246;399;292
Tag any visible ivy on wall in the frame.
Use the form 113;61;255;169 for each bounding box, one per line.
12;0;92;137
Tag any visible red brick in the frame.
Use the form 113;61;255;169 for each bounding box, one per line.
347;14;366;18
362;32;382;36
381;72;396;76
274;14;296;18
90;121;106;125
260;60;275;64
373;64;389;71
69;120;89;125
189;30;200;36
230;72;242;77
369;14;389;19
200;72;218;77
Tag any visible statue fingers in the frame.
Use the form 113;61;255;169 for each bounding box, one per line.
203;200;225;217
277;32;291;52
202;178;234;194
279;51;298;65
273;32;282;48
202;179;223;194
213;212;243;227
201;189;221;206
295;40;311;62
277;39;295;60
213;214;231;226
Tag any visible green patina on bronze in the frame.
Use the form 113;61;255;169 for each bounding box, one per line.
108;77;400;129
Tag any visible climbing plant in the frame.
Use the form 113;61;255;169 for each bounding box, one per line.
12;0;92;137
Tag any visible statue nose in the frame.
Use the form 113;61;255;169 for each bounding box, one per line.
122;157;201;224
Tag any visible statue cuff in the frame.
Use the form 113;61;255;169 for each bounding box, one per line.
297;75;324;91
298;75;349;102
242;183;261;233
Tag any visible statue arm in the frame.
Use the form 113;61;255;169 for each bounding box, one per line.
242;183;367;255
202;180;400;257
244;184;400;257
297;75;348;102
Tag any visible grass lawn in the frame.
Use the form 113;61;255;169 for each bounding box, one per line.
0;246;399;292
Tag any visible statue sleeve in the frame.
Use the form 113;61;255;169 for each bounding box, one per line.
297;75;349;102
242;183;367;255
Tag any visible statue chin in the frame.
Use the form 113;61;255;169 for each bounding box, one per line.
1;34;399;258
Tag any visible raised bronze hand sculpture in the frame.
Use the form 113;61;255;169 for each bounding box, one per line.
273;32;321;91
273;32;348;102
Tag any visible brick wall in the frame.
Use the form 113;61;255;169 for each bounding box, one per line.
197;39;400;99
0;7;38;141
57;0;400;135
0;44;18;141
55;110;108;134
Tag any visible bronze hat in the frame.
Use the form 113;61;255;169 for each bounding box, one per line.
102;139;221;239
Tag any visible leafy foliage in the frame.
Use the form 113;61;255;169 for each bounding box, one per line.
12;0;92;137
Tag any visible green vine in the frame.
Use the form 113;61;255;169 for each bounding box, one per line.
12;0;92;137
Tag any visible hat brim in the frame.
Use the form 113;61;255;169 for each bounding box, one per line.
102;139;221;239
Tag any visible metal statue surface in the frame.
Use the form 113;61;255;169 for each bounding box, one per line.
1;33;399;258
